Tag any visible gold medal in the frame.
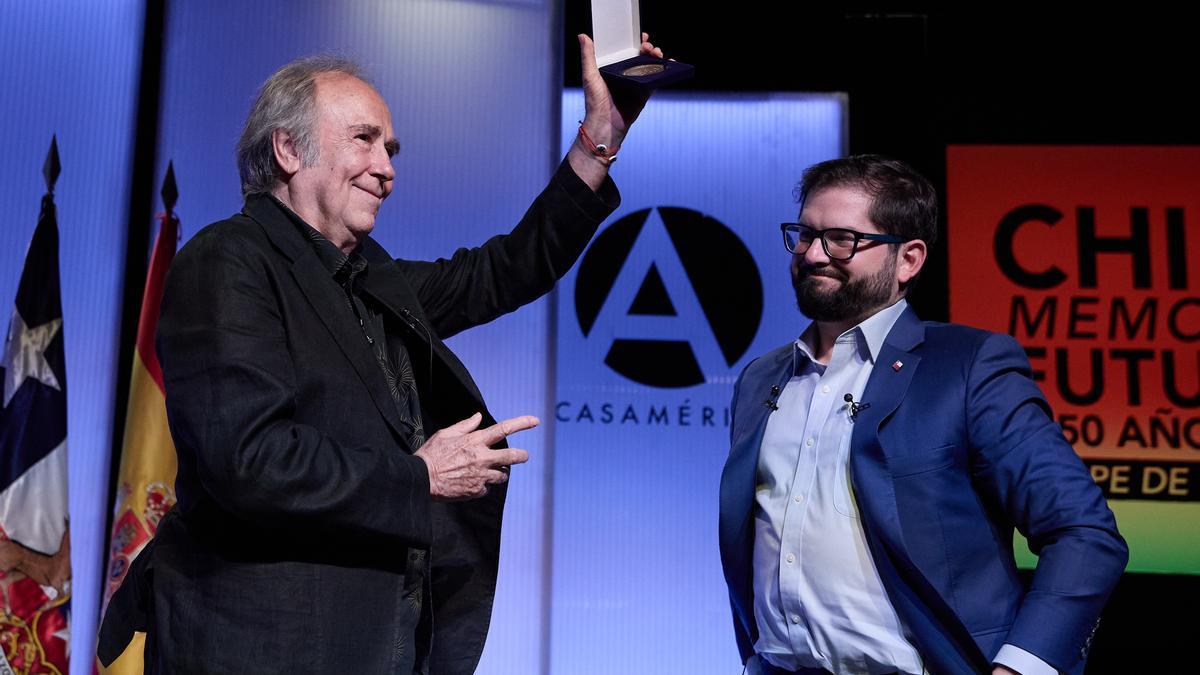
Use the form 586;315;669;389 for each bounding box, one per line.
622;63;665;77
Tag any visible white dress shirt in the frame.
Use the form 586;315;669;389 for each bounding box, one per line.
753;299;921;674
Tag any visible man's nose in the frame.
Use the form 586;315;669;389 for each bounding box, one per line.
371;146;395;185
801;237;831;265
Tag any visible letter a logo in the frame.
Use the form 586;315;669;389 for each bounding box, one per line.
574;207;762;387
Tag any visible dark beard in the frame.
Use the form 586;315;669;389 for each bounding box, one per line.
792;259;895;323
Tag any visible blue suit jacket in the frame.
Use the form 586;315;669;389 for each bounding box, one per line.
718;307;1127;674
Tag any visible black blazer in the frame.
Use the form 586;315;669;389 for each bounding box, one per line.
104;162;617;674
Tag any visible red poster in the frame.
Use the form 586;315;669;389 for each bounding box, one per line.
948;146;1200;504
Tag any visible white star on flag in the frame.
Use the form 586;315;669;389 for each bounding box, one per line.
3;307;62;407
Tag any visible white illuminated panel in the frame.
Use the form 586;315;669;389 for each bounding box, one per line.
551;89;845;673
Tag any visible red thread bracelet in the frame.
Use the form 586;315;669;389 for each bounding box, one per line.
578;123;618;165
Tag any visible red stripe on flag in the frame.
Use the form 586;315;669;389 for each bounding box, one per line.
135;213;179;391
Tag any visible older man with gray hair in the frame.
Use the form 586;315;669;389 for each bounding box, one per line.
100;34;663;674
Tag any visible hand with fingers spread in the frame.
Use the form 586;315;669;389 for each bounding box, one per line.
415;412;537;500
569;31;666;189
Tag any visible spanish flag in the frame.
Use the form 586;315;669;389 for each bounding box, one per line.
99;165;180;674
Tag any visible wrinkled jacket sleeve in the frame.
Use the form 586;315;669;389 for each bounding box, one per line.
966;333;1128;671
400;159;618;338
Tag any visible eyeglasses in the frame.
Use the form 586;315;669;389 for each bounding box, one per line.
780;223;905;261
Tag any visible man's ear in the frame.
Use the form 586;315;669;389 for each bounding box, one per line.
896;239;927;287
272;128;301;177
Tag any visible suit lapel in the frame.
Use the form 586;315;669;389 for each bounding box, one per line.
850;307;924;563
722;347;795;539
850;307;990;672
244;197;409;444
718;345;794;640
356;241;488;412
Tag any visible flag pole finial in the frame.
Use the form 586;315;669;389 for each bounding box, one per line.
161;161;178;213
43;136;61;194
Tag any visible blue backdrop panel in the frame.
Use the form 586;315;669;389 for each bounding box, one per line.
154;2;557;671
551;90;845;673
0;3;144;672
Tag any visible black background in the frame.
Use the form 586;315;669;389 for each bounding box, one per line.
565;4;1198;671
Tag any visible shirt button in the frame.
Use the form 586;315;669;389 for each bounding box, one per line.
793;495;803;503
786;554;795;564
806;438;814;447
791;615;801;624
821;385;830;394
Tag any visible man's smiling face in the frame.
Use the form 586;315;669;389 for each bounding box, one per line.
288;72;399;250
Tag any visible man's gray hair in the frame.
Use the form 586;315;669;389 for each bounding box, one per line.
236;55;369;198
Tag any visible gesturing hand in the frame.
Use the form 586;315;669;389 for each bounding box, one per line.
414;412;537;500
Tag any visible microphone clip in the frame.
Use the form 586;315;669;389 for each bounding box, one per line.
764;385;781;411
844;393;870;420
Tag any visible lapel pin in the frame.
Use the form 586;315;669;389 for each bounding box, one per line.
892;360;903;371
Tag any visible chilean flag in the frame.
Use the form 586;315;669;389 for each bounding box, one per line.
0;137;70;674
